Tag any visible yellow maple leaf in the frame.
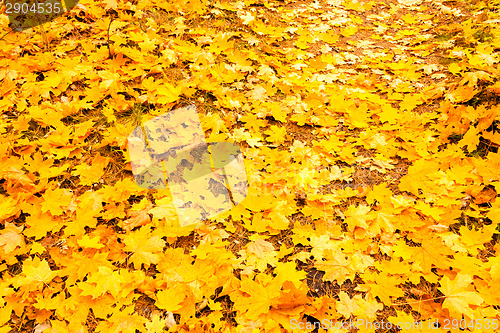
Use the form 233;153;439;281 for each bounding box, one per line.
264;125;287;144
447;85;480;103
459;126;480;152
439;273;483;319
156;84;182;104
364;272;405;306
314;249;353;284
156;286;187;312
202;112;227;134
274;261;306;289
0;223;24;254
460;71;492;87
41;187;73;216
241;236;278;271
15;257;56;289
344;204;372;231
246;85;267;101
80;266;125;299
146;313;168;332
77;234;104;249
71;153;110;186
236;276;277;320
98;70;120;90
341;25;358;37
104;0;117;10
246;236;274;257
309;234;336;260
123;227;165;268
336;291;361;319
122;207;152;231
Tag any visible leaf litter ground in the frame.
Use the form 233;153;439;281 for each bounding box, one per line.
1;0;500;332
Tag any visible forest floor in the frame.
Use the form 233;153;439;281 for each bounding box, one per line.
1;0;500;332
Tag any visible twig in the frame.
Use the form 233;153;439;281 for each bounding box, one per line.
107;18;115;59
0;28;14;42
392;295;447;306
40;24;50;52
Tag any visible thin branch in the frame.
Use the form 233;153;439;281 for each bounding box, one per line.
392;295;447;306
0;28;14;41
107;18;115;59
